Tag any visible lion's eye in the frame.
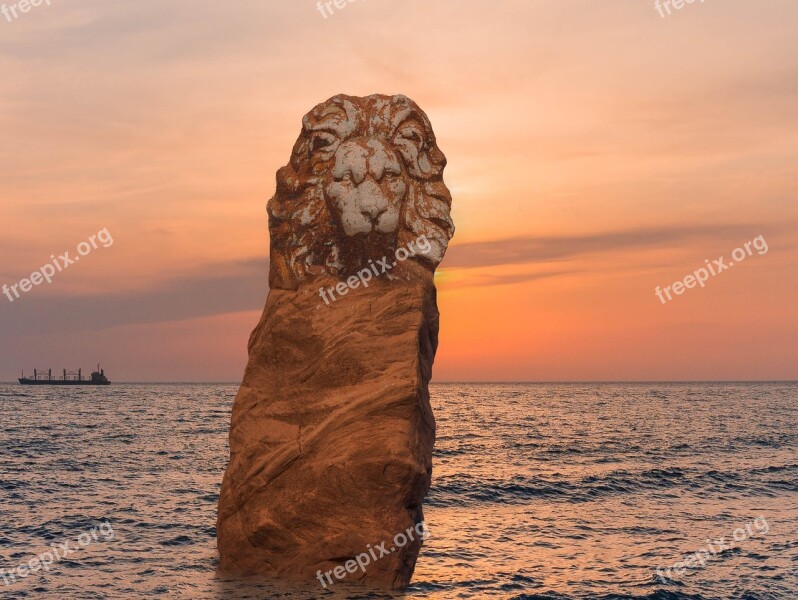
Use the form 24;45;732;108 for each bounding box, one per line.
311;132;336;152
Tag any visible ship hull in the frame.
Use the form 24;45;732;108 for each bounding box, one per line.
18;379;111;386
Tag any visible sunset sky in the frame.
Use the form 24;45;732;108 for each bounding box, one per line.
1;0;796;381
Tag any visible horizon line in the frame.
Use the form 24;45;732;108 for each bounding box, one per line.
2;380;797;385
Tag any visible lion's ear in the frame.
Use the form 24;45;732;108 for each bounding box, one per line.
392;121;446;180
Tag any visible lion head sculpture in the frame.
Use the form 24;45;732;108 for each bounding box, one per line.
267;94;455;290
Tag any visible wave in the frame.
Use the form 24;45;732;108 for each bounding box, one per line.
428;465;797;506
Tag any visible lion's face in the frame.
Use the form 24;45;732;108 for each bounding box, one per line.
267;94;455;289
325;138;406;237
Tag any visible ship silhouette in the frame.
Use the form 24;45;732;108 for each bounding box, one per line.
19;364;110;386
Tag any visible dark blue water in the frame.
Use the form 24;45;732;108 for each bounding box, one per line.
0;383;795;599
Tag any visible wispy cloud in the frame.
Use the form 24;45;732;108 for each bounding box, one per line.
0;259;268;335
442;224;780;270
440;269;575;290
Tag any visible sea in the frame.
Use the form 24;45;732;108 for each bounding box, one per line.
0;382;796;599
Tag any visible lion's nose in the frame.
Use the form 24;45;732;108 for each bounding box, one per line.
361;205;386;223
356;180;388;222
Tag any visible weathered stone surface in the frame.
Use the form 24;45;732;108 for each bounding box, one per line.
217;94;454;590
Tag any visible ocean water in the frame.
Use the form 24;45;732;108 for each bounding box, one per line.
0;382;795;599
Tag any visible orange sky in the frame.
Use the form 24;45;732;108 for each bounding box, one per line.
1;0;796;381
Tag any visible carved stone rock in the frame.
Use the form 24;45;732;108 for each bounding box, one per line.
216;94;454;591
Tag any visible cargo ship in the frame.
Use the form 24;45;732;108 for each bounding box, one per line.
19;365;110;386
